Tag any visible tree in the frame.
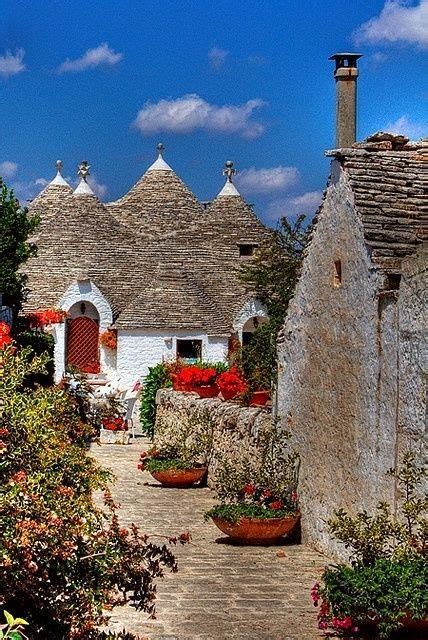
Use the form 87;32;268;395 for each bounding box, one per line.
0;179;39;319
239;215;311;389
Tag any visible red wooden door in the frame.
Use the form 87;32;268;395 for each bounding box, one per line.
66;317;99;371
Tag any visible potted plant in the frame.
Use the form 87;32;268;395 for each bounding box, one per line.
100;415;130;445
99;328;118;350
138;411;214;488
217;366;248;401
313;453;427;638
205;422;300;544
174;365;219;398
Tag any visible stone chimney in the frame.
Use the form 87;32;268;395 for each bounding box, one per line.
329;53;362;148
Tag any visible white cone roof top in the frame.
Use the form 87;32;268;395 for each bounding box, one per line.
217;160;241;197
73;160;95;197
49;160;70;187
147;143;173;172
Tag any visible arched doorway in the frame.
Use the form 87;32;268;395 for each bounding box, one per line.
242;316;268;346
66;301;100;372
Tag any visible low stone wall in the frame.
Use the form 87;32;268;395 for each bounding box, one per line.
155;389;272;486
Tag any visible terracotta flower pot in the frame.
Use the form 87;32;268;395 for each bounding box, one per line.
194;384;219;398
250;390;270;406
211;513;300;545
219;387;239;401
150;467;207;488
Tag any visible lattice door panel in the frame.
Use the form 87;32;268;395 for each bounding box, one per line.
66;317;99;370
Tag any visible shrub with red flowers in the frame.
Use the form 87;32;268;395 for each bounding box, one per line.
99;329;118;350
102;417;127;432
313;454;427;638
216;366;248;400
174;365;217;392
0;344;185;639
26;308;67;329
0;321;13;350
205;420;300;523
81;360;101;374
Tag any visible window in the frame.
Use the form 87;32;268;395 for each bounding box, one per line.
333;260;342;287
176;339;202;363
238;244;256;257
385;273;401;291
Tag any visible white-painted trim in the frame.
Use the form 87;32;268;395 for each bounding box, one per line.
233;298;269;343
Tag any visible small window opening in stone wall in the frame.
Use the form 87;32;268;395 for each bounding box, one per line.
385;273;401;291
333;260;342;287
238;243;256;257
176;339;202;364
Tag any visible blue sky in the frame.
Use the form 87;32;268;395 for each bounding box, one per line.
0;0;426;225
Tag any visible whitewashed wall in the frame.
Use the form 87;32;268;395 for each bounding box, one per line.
117;330;229;387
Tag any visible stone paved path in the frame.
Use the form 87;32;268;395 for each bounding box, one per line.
91;440;327;640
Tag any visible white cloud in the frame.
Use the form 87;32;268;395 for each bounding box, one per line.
10;178;48;203
354;0;428;49
87;176;108;199
236;166;300;194
0;49;26;78
0;161;18;178
266;190;323;222
385;114;427;138
208;47;229;70
133;94;266;139
57;43;123;73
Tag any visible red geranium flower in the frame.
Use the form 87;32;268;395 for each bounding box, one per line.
243;483;256;495
269;500;283;510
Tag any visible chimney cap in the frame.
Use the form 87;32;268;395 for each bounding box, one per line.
329;52;362;67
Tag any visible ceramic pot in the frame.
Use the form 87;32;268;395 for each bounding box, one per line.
194;384;219;398
211;513;300;545
219;387;239;401
250;390;270;406
150;467;207;488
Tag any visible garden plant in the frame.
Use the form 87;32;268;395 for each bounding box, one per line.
0;342;186;639
312;453;427;638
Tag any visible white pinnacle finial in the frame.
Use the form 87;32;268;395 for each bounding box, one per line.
218;160;240;197
74;160;95;196
50;159;69;186
147;142;173;171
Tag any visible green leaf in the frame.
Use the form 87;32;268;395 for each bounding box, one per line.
12;619;27;626
3;612;14;627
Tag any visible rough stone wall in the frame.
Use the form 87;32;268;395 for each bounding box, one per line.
396;247;427;464
155;389;272;485
277;163;400;558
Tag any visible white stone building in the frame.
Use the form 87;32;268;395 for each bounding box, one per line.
24;149;269;385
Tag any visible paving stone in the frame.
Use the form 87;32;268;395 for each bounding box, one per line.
91;439;328;639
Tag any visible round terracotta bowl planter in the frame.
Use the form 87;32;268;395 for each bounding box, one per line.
250;390;270;406
219;388;239;401
194;384;219;398
150;467;207;488
211;513;300;545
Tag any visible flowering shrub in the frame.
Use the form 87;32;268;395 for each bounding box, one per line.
174;365;217;391
139;363;172;438
0;321;13;349
205;420;299;522
313;453;427;638
99;329;117;350
102;417;127;432
0;346;184;639
26;308;67;328
216;366;247;400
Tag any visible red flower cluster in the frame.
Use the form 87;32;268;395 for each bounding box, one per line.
241;484;285;511
81;361;100;374
217;366;248;400
99;329;117;350
137;448;160;471
102;417;127;432
27;308;67;328
312;584;359;634
0;322;13;350
174;366;217;391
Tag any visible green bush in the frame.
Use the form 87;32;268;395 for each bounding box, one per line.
15;329;55;385
139;363;172;438
0;345;180;639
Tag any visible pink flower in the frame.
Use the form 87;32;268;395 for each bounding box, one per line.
291;492;298;502
310;582;320;606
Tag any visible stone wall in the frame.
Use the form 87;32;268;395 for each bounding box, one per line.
155;389;272;485
277;164;400;558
